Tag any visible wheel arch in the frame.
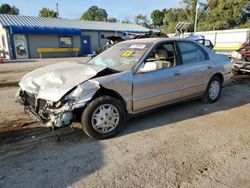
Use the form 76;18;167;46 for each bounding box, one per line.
211;73;224;84
92;86;128;113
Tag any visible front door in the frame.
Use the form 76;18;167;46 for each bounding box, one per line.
81;35;91;55
14;34;28;59
133;42;182;112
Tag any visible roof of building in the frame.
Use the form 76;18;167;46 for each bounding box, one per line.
0;14;149;33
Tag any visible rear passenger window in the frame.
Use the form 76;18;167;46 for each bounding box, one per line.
178;42;207;64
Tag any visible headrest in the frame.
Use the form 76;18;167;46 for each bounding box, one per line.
155;48;168;60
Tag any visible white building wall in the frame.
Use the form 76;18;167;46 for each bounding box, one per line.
0;27;10;59
195;28;250;48
169;28;250;50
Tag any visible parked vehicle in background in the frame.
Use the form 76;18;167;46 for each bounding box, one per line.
231;41;250;75
96;31;168;54
185;34;214;50
132;31;168;39
96;35;125;54
16;38;232;139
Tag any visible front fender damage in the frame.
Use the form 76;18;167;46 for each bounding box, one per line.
55;80;100;112
47;80;100;128
17;80;100;128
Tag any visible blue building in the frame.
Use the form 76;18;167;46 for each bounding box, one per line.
0;14;148;59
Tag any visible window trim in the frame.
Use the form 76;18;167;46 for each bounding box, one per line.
136;41;181;74
2;35;6;48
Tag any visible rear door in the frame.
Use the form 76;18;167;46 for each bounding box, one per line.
177;41;213;98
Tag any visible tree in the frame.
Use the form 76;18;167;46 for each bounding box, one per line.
151;0;250;33
134;14;151;28
0;4;19;15
151;10;165;28
240;1;250;24
39;8;58;18
81;6;108;21
163;8;190;33
198;0;249;30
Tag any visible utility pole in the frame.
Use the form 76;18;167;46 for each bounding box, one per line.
56;3;59;17
194;0;199;33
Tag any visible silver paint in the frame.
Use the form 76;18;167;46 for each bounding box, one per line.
19;62;104;102
16;38;232;128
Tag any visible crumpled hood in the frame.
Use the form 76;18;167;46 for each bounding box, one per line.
19;62;105;102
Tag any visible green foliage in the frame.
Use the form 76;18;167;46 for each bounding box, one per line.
134;14;151;28
151;10;164;28
198;0;249;30
39;8;58;18
0;4;19;15
164;8;191;33
152;0;250;33
81;6;108;21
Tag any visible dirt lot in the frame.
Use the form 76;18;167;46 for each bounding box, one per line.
0;58;250;188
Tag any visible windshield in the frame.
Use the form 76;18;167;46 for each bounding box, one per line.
88;42;152;71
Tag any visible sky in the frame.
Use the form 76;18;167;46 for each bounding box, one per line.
0;0;181;21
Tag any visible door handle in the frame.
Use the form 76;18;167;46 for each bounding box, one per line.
174;72;180;76
207;65;212;69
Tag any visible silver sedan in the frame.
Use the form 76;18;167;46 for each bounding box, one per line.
16;38;232;139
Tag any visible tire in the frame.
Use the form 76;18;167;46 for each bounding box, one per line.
203;76;222;103
81;96;126;139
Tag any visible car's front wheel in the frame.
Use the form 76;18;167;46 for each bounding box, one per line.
81;96;126;139
203;76;222;103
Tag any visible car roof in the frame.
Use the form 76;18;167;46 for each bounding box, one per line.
121;37;195;44
120;37;214;55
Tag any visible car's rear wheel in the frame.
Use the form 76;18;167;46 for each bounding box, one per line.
81;96;126;139
203;76;222;103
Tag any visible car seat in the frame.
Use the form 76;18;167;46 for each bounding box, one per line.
155;48;172;68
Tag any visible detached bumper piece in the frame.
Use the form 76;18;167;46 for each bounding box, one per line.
232;61;250;73
24;106;43;125
240;63;250;73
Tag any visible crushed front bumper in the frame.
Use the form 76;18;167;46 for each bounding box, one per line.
15;89;75;128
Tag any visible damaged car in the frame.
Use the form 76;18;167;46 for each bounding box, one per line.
231;42;250;75
16;38;232;139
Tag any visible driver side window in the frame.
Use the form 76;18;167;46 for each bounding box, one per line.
146;43;176;70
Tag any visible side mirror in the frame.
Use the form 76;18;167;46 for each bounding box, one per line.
139;62;158;73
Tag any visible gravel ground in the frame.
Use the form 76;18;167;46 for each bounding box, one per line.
0;58;250;188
